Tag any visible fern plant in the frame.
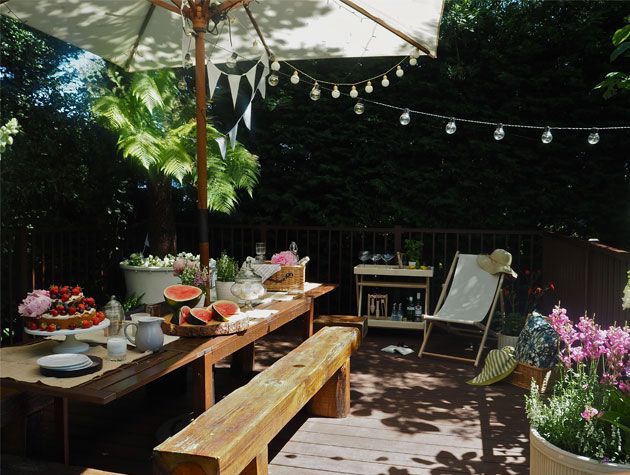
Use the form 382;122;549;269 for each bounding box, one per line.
91;68;260;255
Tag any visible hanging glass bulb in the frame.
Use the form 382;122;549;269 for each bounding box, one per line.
331;85;340;99
445;118;457;134
290;70;300;85
310;82;321;101
381;75;390;87
587;128;600;145
183;53;193;69
494;124;505;141
396;65;404;78
270;57;281;71
267;73;279;87
354;100;365;115
410;48;421;59
541;126;553;144
399;109;411;126
226;52;238;69
177;78;187;91
365;81;373;94
349;85;358;98
409;57;417;66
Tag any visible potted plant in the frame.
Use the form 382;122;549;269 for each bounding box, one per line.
497;312;527;349
404;239;423;268
215;251;239;303
526;306;630;473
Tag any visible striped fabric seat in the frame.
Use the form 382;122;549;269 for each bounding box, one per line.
467;346;517;385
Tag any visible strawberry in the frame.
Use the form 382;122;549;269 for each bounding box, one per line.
91;316;100;326
61;286;69;294
50;285;59;294
56;304;65;312
39;322;48;330
68;306;76;315
27;322;37;330
81;320;90;329
85;297;95;307
59;309;66;316
77;303;85;312
72;286;81;295
96;311;105;321
50;309;59;317
46;324;56;332
61;294;69;302
68;323;77;330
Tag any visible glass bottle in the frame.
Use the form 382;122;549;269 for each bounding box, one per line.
406;296;415;321
414;292;423;322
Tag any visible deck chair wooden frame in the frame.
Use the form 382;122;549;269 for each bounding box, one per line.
418;252;505;366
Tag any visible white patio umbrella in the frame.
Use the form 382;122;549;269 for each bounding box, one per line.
1;0;444;274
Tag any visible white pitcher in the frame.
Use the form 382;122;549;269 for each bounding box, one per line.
124;316;164;352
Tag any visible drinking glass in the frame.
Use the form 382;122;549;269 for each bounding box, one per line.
255;242;266;262
371;253;383;265
358;251;371;264
382;253;395;266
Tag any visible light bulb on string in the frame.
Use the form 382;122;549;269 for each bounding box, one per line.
399;108;411;126
396;65;404;78
494;124;505;141
587;128;600;145
365;81;373;93
541;127;553;144
290;70;300;85
381;75;390;87
445;118;457;134
331;85;340;99
177;78;187;91
226;52;238;69
310;82;321;101
410;48;420;59
270;57;280;71
354;100;365;115
349;85;358;98
409;57;417;66
183;53;193;69
267;73;279;87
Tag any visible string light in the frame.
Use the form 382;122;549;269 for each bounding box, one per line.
267;73;279;87
494;124;505;141
290;70;300;85
409;57;417;66
354;100;365;115
310;82;321;101
331;85;340;98
445;118;457;134
588;128;600;145
226;53;238;69
365;81;373;93
270;57;281;71
381;75;390;87
177;78;187;91
349;85;359;98
410;48;421;59
183;53;193;69
396;65;404;78
399;109;411;126
541;127;553;144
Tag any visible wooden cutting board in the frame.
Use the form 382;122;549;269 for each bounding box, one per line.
161;313;250;337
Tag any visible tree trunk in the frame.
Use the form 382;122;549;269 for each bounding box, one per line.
148;175;177;256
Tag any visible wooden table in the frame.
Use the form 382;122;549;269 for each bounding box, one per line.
1;285;337;465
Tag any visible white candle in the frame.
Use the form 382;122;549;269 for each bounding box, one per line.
107;337;127;361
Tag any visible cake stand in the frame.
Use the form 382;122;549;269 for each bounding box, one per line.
24;318;111;354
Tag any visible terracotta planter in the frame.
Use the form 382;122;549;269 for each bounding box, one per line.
530;428;630;474
120;264;179;305
215;281;239;303
497;333;519;349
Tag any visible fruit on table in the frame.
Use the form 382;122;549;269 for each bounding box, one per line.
163;284;203;311
171;305;191;325
211;300;239;322
188;307;213;325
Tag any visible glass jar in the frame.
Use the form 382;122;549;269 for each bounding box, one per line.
230;258;266;310
103;295;125;335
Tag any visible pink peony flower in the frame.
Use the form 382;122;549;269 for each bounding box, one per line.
18;290;52;317
581;405;599;422
173;258;186;274
271;250;298;266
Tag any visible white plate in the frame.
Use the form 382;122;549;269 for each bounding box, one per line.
53;360;93;371
37;353;91;369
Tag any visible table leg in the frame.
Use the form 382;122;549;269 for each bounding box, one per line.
356;275;363;317
425;277;431;314
302;297;314;340
53;397;69;465
231;343;255;376
192;353;214;416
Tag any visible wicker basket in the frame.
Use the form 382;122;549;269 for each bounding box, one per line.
265;263;306;291
506;362;558;393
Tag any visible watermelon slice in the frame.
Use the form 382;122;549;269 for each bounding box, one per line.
188;307;213;325
211;300;239;322
171;305;191;325
164;284;203;311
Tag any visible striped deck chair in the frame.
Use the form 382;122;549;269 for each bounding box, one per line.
418;252;505;366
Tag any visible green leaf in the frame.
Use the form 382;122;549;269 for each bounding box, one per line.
610;42;630;62
612;24;630;46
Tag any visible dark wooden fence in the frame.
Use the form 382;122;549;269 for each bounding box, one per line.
3;223;626;344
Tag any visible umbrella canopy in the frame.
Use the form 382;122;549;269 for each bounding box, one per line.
1;0;443;70
1;0;444;290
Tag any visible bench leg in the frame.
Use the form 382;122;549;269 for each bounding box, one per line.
309;359;350;418
242;447;268;475
192;353;214;416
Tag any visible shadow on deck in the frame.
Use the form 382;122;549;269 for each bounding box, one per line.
1;326;529;475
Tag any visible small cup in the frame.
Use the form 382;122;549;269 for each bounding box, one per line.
408;261;417;269
107;336;127;361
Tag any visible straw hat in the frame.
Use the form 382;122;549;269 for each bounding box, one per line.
477;249;517;278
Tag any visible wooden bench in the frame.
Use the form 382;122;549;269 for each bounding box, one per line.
153;326;360;475
314;315;368;343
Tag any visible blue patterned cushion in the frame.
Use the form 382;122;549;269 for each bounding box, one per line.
514;312;558;369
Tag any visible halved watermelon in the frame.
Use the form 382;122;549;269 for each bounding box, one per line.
211;300;239;322
164;284;203;311
171;305;191;325
188;307;213;325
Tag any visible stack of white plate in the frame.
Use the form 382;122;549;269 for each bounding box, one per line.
37;353;92;372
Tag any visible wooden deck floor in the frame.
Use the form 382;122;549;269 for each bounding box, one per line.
2;326;530;474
